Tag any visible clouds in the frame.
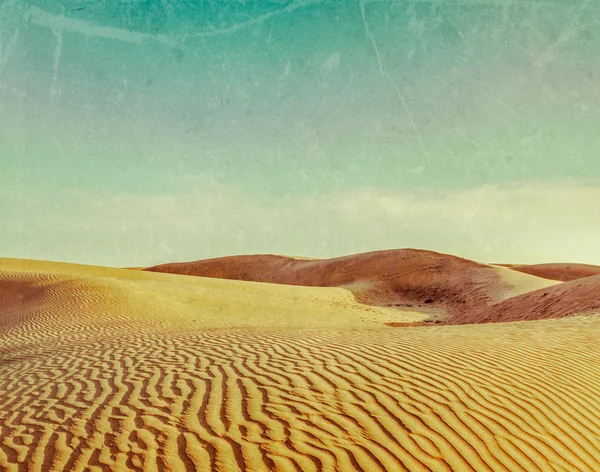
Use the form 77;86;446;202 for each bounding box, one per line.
2;178;599;267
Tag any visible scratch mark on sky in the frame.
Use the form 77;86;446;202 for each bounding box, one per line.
24;6;165;45
23;1;324;47
0;27;18;80
358;0;432;166
532;0;589;68
0;2;20;82
185;0;323;39
50;27;63;103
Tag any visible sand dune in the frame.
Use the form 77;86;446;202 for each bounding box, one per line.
0;258;426;335
450;274;600;325
146;249;557;323
2;256;600;471
496;263;600;282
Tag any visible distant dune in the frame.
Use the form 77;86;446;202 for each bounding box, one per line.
451;274;600;325
495;263;600;282
146;249;557;323
2;253;600;471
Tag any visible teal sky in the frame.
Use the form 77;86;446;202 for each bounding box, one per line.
1;0;599;266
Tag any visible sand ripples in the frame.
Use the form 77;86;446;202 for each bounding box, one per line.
2;317;600;471
1;259;600;471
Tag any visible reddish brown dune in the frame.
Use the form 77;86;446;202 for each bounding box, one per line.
449;274;600;325
496;263;600;282
146;249;555;322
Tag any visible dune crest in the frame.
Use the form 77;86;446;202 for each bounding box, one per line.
496;263;600;282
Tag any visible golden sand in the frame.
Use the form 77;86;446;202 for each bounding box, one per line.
1;258;600;471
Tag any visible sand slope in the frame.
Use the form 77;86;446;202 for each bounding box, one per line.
0;258;426;336
2;257;600;471
146;250;557;322
496;263;600;282
450;274;600;325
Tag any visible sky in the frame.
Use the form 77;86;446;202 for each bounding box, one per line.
1;0;599;266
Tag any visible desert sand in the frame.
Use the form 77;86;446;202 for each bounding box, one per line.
2;251;600;471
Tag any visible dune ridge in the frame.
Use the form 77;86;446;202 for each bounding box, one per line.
495;263;600;282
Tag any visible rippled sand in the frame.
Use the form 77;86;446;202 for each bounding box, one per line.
1;257;600;471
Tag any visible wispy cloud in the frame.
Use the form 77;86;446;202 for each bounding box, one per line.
1;179;599;266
